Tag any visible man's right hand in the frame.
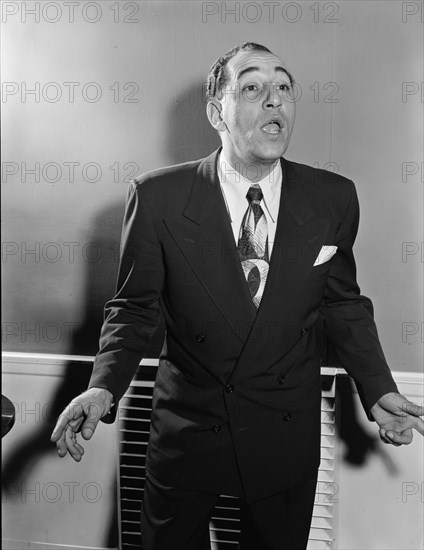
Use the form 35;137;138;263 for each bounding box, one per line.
50;387;114;461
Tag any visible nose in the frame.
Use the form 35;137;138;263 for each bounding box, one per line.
263;83;282;109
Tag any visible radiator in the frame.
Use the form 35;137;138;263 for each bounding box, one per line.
118;363;338;550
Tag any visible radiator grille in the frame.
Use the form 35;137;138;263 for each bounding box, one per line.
118;365;337;550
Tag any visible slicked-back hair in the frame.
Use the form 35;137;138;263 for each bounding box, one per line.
205;42;293;101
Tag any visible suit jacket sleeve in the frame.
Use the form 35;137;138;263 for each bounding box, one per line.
87;180;164;420
320;180;398;417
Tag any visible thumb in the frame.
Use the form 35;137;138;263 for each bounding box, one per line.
81;402;103;440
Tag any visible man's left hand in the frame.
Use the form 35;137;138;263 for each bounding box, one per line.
370;392;424;446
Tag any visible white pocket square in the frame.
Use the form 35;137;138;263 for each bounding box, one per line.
313;245;338;266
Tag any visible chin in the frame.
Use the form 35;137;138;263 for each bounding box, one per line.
255;145;286;162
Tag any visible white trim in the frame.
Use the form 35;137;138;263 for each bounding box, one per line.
1;352;158;376
2;352;423;395
1;539;117;550
2;352;96;364
390;370;424;386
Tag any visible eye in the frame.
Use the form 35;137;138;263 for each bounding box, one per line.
243;83;259;92
242;83;262;101
278;83;291;92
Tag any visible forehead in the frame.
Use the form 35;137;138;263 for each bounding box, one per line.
226;50;290;81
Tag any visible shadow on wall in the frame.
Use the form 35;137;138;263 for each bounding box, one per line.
335;375;399;476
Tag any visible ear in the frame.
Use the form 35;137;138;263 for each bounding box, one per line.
206;99;227;132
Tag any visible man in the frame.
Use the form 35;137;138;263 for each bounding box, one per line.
51;43;424;550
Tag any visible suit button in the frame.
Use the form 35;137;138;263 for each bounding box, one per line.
301;328;308;336
277;376;285;385
195;334;205;343
283;412;292;421
225;385;234;393
211;425;221;433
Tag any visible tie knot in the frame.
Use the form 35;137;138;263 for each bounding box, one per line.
247;185;263;204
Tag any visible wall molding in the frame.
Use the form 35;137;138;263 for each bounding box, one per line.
3;352;423;396
2;540;117;550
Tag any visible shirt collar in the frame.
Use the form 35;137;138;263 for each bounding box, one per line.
217;149;282;223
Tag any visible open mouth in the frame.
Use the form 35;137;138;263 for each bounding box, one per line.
261;119;282;135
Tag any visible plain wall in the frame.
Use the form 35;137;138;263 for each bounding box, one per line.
2;1;422;372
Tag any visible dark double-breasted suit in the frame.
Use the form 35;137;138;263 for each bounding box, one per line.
88;148;398;503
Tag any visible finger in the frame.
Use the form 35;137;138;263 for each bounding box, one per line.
69;417;84;432
64;425;84;461
51;414;71;442
51;418;83;458
396;415;424;435
379;429;395;445
52;414;84;455
51;401;83;442
379;428;401;446
56;436;84;458
412;417;424;436
74;441;85;455
80;402;103;440
386;428;413;445
55;431;69;458
401;400;424;418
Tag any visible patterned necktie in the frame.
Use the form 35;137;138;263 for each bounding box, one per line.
237;185;269;307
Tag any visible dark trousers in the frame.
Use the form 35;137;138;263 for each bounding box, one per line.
141;469;318;550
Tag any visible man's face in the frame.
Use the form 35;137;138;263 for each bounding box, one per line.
214;50;296;174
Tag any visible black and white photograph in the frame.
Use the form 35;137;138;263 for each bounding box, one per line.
2;1;423;549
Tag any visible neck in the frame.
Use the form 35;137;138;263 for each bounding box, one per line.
220;149;279;183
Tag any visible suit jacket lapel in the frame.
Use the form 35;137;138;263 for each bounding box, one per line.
164;149;257;342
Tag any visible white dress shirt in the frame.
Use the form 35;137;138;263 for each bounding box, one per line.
217;150;283;257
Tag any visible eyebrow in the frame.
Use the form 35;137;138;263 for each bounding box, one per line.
237;65;292;81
